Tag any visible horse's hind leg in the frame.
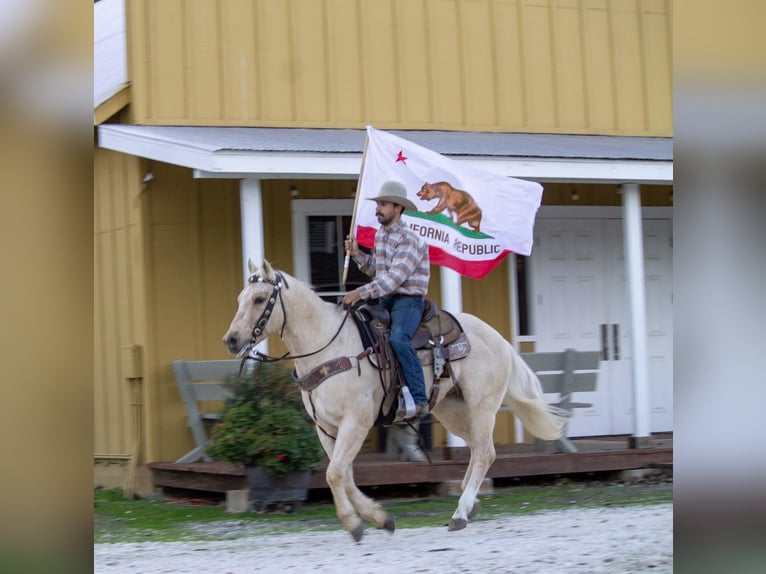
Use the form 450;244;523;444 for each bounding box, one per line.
344;467;396;533
451;424;495;531
435;400;496;531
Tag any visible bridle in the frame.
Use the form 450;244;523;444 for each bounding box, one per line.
246;271;289;344
243;271;352;364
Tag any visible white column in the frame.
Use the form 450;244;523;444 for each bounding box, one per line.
240;178;268;355
621;183;650;441
240;179;265;279
508;255;525;443
440;267;467;448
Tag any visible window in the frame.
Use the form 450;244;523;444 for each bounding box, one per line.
515;255;531;336
292;200;368;303
307;215;367;302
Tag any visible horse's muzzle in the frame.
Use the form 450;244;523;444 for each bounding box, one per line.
224;334;241;355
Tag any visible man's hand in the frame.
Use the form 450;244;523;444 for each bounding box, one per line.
342;289;362;307
344;236;359;257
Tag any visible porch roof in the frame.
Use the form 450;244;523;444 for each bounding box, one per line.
94;0;127;109
97;125;673;184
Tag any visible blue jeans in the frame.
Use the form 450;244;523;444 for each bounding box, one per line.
380;294;427;405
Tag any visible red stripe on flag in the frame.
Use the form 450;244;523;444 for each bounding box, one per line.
428;247;510;280
357;226;376;249
355;225;511;280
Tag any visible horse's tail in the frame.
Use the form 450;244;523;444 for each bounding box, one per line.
503;347;568;441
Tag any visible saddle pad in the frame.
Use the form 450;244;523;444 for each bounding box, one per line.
412;309;464;349
417;333;471;367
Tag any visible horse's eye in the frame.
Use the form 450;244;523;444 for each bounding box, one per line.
253;297;266;305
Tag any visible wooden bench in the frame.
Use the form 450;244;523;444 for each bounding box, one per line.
501;349;600;453
172;359;242;463
173;350;598;462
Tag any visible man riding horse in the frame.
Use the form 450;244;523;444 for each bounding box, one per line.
342;181;430;421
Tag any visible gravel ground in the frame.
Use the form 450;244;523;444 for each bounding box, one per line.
95;503;672;573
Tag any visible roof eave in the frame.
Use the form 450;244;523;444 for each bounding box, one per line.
94;84;131;126
97;124;673;184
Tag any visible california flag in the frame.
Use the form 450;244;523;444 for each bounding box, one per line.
355;126;543;279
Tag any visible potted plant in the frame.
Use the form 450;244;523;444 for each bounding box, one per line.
206;362;325;512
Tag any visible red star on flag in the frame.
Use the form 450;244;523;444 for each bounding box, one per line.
395;150;407;164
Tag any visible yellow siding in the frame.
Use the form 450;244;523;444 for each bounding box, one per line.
142;164;242;461
94;147;147;458
96;166;673;464
127;0;672;135
582;0;616;130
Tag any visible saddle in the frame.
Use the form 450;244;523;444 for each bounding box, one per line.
352;299;471;426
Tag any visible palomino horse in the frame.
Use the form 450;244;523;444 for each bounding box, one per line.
223;260;566;542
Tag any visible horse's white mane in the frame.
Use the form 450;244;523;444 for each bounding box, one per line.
253;260;347;316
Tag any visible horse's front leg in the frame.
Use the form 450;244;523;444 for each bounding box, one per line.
320;419;377;542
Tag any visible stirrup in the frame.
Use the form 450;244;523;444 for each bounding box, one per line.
398;404;428;424
394;387;416;423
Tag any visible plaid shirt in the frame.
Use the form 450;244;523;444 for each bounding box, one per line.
354;220;430;299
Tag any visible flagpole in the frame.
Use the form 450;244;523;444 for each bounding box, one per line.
342;131;370;285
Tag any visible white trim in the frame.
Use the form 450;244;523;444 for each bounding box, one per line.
97;125;673;184
94;0;127;108
507;254;528;444
290;199;355;285
98;126;214;170
508;254;519;346
621;183;651;439
537;205;673;219
240;179;268;355
240;179;265;281
440;267;467;448
440;267;463;315
194;169;347;180
447;156;672;184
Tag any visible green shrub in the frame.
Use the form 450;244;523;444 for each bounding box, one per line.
206;362;324;477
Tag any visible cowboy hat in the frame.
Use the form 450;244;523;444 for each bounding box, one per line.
366;180;418;213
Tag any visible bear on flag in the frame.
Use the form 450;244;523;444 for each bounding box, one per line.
353;126;543;280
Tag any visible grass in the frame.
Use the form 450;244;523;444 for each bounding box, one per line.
95;474;672;544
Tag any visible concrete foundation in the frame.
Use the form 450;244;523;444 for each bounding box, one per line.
226;489;250;513
436;478;494;497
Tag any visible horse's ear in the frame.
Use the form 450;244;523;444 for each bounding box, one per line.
248;259;257;274
262;259;275;279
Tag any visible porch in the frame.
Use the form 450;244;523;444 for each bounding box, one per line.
147;433;672;497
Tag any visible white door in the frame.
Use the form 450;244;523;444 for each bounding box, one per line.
532;218;610;436
603;219;674;434
532;217;673;436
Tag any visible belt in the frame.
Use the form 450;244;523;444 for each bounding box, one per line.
384;293;424;300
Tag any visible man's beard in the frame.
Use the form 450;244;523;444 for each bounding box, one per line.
376;212;394;226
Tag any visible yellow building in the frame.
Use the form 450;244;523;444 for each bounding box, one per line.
94;0;672;495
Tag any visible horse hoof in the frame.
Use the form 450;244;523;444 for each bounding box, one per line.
468;500;481;519
383;514;396;533
448;518;467;531
350;523;365;542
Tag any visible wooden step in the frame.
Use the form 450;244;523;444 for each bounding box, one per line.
148;436;672;496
